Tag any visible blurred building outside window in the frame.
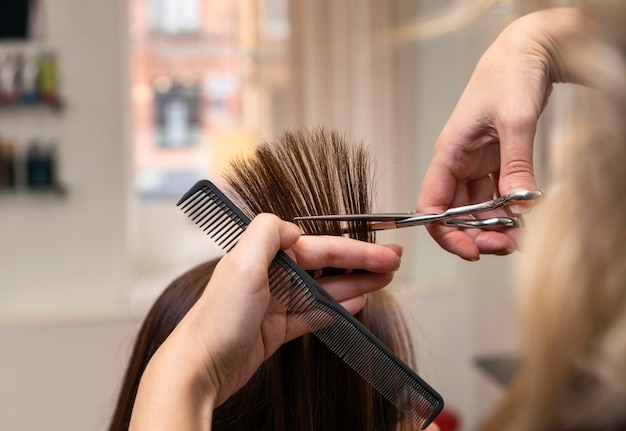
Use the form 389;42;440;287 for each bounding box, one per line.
149;0;202;34
129;0;292;289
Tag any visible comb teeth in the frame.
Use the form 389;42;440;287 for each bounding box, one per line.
177;181;250;252
177;180;444;429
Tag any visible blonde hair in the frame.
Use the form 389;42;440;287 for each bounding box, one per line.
481;1;626;430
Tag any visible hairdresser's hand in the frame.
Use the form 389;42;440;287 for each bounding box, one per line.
130;213;401;431
417;8;584;260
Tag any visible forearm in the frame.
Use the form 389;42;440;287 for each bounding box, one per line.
129;342;216;431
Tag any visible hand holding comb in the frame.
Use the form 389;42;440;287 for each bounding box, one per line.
177;179;444;429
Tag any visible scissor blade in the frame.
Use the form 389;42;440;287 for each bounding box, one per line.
294;213;417;222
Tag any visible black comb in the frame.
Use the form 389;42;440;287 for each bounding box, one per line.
177;180;444;429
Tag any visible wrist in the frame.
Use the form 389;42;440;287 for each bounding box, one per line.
507;8;590;85
129;336;218;431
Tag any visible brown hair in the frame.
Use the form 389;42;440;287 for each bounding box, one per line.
108;259;220;431
108;127;417;430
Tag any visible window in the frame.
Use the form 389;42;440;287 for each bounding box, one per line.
149;0;202;34
130;0;291;201
129;0;291;288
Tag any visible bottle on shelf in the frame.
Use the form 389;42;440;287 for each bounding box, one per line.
26;141;46;189
3;140;16;189
37;51;58;105
0;138;17;190
0;53;19;104
18;51;40;104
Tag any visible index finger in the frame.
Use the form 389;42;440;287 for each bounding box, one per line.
289;236;402;273
418;157;481;261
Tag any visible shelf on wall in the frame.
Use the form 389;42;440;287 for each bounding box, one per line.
0;184;68;197
0;99;64;112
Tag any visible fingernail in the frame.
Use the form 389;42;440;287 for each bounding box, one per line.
382;244;404;257
509;203;532;215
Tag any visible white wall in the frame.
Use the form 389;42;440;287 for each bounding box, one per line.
0;2;133;429
0;0;130;321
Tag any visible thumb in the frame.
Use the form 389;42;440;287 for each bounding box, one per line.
233;213;302;268
498;124;538;214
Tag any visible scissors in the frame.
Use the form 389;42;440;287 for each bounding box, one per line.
294;189;543;232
